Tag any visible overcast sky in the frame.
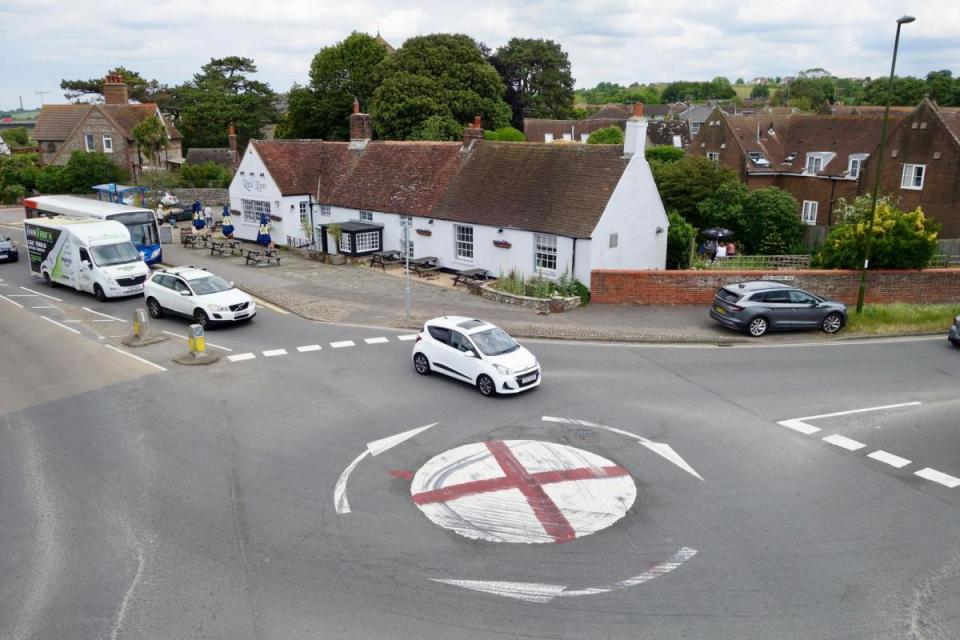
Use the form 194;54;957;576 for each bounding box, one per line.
1;0;958;110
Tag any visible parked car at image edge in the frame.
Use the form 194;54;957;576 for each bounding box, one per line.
948;316;960;347
710;281;847;337
412;316;541;396
144;266;255;329
0;235;18;262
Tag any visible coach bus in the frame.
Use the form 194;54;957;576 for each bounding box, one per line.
23;195;163;265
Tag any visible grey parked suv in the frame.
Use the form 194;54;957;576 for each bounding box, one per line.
710;281;847;337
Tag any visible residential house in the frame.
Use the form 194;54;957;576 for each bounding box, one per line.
229;105;668;284
33;74;183;177
524;103;691;148
183;125;240;171
691;99;960;237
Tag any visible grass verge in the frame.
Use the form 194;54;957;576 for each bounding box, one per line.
846;303;960;334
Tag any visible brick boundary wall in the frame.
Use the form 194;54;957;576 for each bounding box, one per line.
591;269;960;305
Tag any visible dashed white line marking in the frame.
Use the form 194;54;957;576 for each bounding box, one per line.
778;402;922;437
915;468;960;488
93;319;114;322
7;293;38;297
82;306;126;322
297;344;322;352
263;349;287;357
41;315;82;335
63;319;83;323
867;450;912;469
20;286;62;302
822;434;867;451
159;330;233;352
31;305;58;309
397;334;418;341
227;353;257;362
331;340;355;348
103;344;168;372
0;294;24;308
364;337;389;344
777;419;821;435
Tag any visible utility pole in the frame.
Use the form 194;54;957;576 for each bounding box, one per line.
403;223;411;318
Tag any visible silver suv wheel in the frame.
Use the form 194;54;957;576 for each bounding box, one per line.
748;317;769;337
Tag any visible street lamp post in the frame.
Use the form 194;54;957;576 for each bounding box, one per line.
856;15;915;314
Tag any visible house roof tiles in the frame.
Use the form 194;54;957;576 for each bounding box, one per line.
184;148;237;167
33;104;93;141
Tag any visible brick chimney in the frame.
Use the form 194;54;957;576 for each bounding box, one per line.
462;115;484;150
349;98;373;149
228;123;239;168
103;74;129;105
623;102;647;158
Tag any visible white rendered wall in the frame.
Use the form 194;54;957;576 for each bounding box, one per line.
228;145;283;242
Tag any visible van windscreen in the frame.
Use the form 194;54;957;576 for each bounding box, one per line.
91;242;141;266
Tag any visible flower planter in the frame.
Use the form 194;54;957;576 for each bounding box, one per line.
416;229;432;237
492;240;512;249
326;254;346;265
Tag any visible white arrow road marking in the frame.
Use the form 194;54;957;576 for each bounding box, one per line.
777;401;922;435
41;315;82;335
0;294;23;307
434;547;697;603
334;423;438;515
20;286;62;302
82;306;126;322
542;417;703;481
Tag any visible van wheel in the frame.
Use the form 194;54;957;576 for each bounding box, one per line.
146;297;164;319
477;374;496;397
94;284;107;302
413;353;431;375
43;271;55;288
193;309;209;329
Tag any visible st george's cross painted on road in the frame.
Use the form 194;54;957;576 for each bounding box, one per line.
410;440;637;544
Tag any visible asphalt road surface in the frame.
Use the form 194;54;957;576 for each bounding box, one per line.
1;252;959;639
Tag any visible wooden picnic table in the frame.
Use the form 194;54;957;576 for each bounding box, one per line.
409;256;439;278
244;247;281;266
452;267;490;287
180;233;198;248
210;239;241;257
369;250;403;270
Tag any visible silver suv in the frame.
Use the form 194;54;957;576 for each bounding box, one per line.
710;281;847;337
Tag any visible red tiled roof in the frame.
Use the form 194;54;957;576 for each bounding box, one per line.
99;103;182;140
252;140;326;195
33;104;93;141
432;141;628;238
937;108;960;145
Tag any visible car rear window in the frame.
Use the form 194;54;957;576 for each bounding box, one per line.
427;326;451;344
716;288;742;303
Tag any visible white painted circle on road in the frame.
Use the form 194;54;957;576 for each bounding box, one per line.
411;440;636;544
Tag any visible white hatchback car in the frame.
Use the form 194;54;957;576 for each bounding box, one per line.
144;266;255;328
412;316;541;396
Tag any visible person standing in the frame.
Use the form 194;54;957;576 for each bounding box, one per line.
203;205;213;229
155;203;164;223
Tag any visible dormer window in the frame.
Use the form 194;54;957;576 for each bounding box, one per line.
847;154;868;180
805;152;835;175
806;156;823;174
748;151;771;167
784;152;798;164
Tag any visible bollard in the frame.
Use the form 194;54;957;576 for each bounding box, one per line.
188;323;206;358
121;308;167;347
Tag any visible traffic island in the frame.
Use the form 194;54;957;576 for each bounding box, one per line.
121;308;169;347
172;324;220;366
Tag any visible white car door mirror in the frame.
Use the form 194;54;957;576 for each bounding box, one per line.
463;349;476;358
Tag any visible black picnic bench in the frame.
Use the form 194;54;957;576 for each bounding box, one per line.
369;250;403;270
244;248;281;266
451;267;490;287
210;240;242;257
409;256;440;278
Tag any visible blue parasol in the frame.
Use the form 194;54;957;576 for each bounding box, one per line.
221;204;234;237
192;207;205;230
256;213;271;246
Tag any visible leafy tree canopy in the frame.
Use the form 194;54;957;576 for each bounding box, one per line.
666;210;697;269
818;196;939;269
1;127;31;147
586;126;624;144
483;126;526;142
60;66;171;109
750;83;770;99
409;115;464;141
574;82;660;106
178;162;233;188
491;38;575;128
132;116;169;167
645;145;684;163
171;57;276;151
62;151;127;193
695;183;804;254
650;155;737;228
370;34;511;140
282;32;390;140
661;79;736;103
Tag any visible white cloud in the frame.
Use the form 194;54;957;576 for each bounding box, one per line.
1;0;957;109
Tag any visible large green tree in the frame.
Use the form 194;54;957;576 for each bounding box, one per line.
370;34;511;140
281;32;390;140
575;82;660;105
661;80;736;103
171;57;276;151
0;127;31;147
862;75;928;106
650;155;738;228
60;66;171;109
132;116;169;169
696;183;803;254
491;38;575;128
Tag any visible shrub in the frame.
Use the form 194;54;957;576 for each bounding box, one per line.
493;269;589;304
666;210;696;269
409;115;464;142
645;145;684;163
818;197;939;269
0;127;31;148
587;126;624;145
0;183;26;204
178;162;231;188
483;126;526;142
62;151;126;193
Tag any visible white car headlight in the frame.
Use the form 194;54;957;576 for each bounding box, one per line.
209;304;229;312
494;364;511;375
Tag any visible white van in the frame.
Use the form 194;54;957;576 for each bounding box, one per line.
24;217;150;301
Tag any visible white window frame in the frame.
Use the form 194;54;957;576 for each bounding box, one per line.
400;237;414;258
901;164;925;190
802;200;818;225
672;135;683;148
534;233;558;272
319;205;331;217
690;122;701;135
544;133;554;143
706;152;720;162
339;234;352;253
848;157;861;179
454;224;474;262
84;133;95;152
299;201;308;227
359;210;373;222
102;135;113;153
805;155;823;174
580;133;590;143
241;199;270;224
355;231;380;253
399;215;412;227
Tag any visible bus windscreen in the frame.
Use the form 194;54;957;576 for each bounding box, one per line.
109;211;159;247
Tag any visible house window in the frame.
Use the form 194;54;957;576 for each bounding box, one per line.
672;135;683;148
241;199;270;224
806;155;823;174
399;215;412;227
84;134;95;152
320;205;331;216
534;234;558;271
802;200;819;225
355;231;380;253
299;201;308;226
454;224;474;261
562;133;572;141
848;157;861;179
102;135;113;153
706;152;720;162
401;238;414;258
339;234;352;253
359;210;373;222
609;233;618;248
544;133;554;143
901;164;925;190
690;122;701;135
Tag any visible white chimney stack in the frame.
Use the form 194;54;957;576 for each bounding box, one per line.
623;103;647;158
